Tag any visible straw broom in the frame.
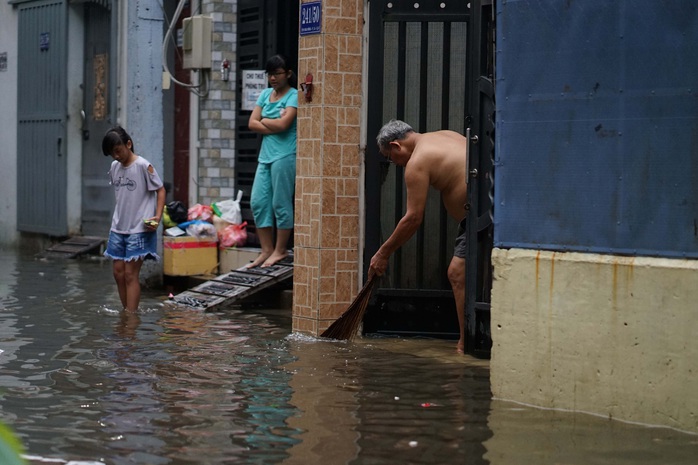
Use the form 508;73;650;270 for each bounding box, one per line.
321;274;377;340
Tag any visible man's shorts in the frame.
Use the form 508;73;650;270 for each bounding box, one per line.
104;231;159;262
454;218;467;259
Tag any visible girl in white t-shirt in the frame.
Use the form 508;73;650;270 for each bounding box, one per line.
102;126;165;312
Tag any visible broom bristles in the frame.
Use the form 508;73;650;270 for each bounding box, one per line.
321;274;377;340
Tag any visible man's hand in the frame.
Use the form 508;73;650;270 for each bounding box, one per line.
369;251;389;278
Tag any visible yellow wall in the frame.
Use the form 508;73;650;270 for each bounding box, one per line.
490;248;698;433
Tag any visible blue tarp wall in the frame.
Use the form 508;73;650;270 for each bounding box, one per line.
494;0;698;258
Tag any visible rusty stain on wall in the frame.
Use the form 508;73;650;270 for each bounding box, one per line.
93;54;108;121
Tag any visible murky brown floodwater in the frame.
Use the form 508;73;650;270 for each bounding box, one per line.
1;247;697;465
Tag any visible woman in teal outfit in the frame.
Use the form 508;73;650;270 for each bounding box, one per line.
247;55;298;268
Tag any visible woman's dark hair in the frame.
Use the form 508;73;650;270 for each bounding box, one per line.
102;126;133;156
265;54;297;88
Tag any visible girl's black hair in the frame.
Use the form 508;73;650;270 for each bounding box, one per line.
265;54;297;88
102;126;133;156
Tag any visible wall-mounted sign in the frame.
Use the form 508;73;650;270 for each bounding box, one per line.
300;1;322;36
242;70;267;111
0;53;7;72
40;32;50;51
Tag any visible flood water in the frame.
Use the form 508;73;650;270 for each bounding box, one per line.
1;247;697;465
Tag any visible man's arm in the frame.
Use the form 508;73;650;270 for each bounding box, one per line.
369;161;430;276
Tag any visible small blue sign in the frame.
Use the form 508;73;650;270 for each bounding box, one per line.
300;1;322;36
40;32;50;51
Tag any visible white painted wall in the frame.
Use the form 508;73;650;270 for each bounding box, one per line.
0;2;18;247
67;5;85;236
0;4;85;244
490;248;698;433
122;0;166;282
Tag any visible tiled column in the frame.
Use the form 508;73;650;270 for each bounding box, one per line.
198;0;238;206
293;0;364;335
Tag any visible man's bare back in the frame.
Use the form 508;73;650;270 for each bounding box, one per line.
372;121;470;354
406;130;468;220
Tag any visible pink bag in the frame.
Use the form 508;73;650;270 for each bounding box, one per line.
219;221;247;248
188;203;214;222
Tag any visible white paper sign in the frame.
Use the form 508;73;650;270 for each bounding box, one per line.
242;70;267;111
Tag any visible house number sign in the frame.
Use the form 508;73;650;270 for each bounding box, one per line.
300;2;322;36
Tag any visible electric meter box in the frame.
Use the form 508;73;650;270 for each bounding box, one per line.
182;15;212;69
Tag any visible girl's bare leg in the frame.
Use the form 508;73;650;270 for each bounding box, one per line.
112;260;128;310
123;259;144;312
247;227;274;268
262;228;292;267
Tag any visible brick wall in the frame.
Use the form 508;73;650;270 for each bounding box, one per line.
198;0;238;206
293;0;364;334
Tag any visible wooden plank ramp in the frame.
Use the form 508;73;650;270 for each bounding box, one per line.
166;257;293;310
38;236;106;259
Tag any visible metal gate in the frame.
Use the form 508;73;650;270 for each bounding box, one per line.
464;1;495;356
364;0;494;356
16;0;68;236
80;0;114;237
235;0;298;244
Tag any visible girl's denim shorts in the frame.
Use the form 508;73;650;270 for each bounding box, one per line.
104;231;159;262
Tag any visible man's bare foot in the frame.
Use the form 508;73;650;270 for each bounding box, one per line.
261;251;288;267
246;252;272;268
456;339;465;355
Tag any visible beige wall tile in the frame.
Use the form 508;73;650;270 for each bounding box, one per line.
322;144;342;177
323;73;343;105
292;316;318;334
319;301;348;320
325;17;360;35
321;215;341;248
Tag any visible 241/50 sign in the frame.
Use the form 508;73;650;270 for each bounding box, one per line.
300;2;322;36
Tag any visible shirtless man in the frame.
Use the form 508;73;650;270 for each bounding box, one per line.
369;120;468;353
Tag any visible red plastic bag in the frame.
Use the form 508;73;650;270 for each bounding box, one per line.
219;221;247;248
188;203;214;222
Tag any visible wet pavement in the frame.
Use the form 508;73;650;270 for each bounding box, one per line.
1;247;697;464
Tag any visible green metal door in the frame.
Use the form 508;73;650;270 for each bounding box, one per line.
16;0;68;236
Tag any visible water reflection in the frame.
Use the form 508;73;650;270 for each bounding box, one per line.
115;311;141;340
1;249;697;465
282;338;492;465
484;400;698;464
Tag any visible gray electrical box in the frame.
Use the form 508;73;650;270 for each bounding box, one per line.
182;15;212;69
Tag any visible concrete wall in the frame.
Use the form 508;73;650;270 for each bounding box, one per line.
124;0;164;175
490;248;698;433
0;2;18;247
66;5;85;236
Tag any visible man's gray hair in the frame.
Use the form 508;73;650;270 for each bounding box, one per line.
376;120;414;150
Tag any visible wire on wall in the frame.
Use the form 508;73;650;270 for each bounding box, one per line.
161;0;210;97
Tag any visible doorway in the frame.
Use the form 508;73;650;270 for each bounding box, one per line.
16;0;68;236
235;0;299;245
80;0;114;237
363;0;494;356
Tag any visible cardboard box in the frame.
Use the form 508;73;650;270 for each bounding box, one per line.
163;236;218;276
218;247;261;273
